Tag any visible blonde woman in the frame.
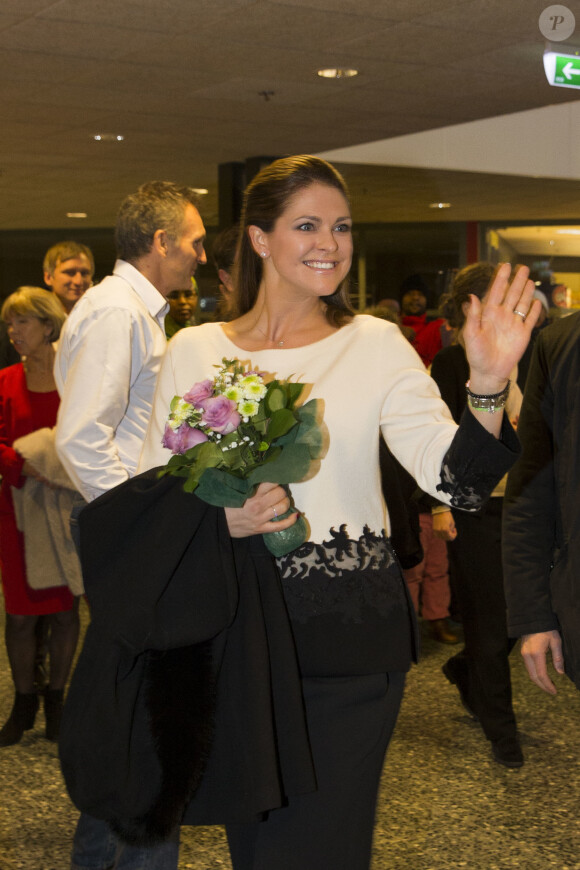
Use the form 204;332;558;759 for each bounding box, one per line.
0;287;79;746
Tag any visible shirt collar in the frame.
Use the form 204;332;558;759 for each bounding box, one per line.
113;259;169;327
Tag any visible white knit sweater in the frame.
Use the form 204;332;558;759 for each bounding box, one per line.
139;315;460;546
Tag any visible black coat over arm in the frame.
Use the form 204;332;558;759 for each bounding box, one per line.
59;470;315;846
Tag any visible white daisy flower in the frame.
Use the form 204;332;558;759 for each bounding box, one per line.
239;399;260;418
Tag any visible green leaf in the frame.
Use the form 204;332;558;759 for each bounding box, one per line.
165;452;191;468
264;408;297;442
195;467;254;507
264;383;286;414
247;443;311;485
296;398;320;426
172;441;224;492
219;431;239;448
285;382;304;408
254;444;281;467
169;466;192;480
221;443;248;471
254;405;269;423
274;399;323;458
191;440;224;470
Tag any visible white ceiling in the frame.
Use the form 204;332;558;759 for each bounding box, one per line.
1;0;580;231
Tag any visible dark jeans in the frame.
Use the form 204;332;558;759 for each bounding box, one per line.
71;814;179;870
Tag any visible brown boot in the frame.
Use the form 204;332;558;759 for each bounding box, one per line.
429;618;460;645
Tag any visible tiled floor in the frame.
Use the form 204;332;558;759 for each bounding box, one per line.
1;599;580;869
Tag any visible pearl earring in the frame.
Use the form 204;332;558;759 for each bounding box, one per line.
261;251;267;258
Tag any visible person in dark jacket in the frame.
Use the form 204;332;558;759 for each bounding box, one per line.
432;262;525;768
503;310;580;696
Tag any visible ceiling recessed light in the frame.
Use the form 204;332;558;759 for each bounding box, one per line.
66;212;87;219
429;202;451;209
317;68;358;79
93;133;124;142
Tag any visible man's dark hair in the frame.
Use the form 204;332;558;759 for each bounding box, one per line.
399;273;430;303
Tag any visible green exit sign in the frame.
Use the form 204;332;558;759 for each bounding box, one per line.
544;50;580;89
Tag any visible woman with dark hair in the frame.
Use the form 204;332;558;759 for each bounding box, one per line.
232;155;354;325
138;156;539;869
431;262;525;768
0;287;80;747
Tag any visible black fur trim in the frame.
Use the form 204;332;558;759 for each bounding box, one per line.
109;640;216;846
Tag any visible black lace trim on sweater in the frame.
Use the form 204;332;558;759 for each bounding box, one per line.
436;408;520;511
276;527;408;626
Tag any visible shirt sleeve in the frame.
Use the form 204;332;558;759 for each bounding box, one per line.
55;308;137;502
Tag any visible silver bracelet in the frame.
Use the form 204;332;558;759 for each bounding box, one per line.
465;380;510;413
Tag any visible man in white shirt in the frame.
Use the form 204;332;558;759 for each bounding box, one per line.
55;181;206;502
54;180;206;870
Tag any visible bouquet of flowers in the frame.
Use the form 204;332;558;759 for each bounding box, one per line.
158;358;323;556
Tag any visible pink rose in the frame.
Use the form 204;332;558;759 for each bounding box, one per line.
183;379;214;408
162;423;208;454
201;396;241;434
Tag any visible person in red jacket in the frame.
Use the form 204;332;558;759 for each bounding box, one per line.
400;275;446;368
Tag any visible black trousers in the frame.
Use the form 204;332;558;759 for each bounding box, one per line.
447;498;517;742
226;671;406;870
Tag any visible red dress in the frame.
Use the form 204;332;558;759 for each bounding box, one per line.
0;363;74;615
